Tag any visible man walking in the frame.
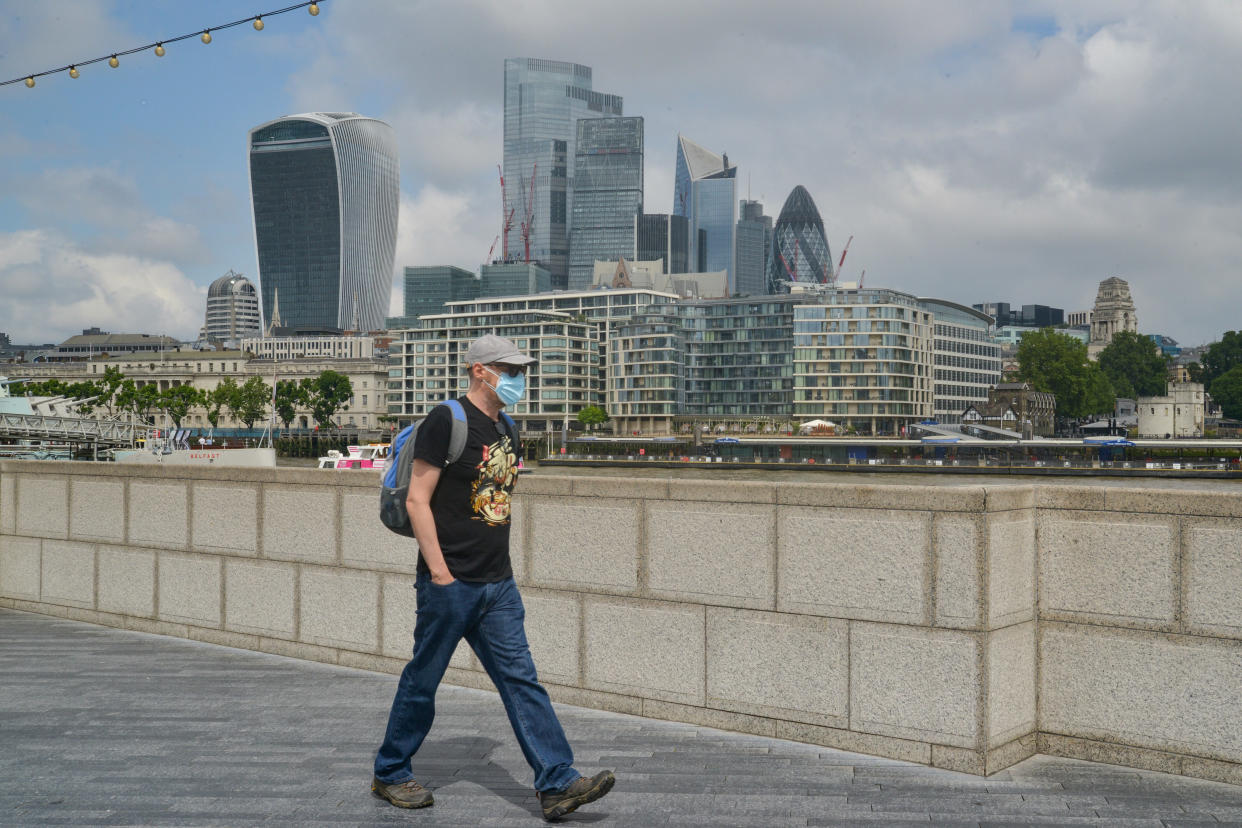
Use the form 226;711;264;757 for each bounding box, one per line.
372;334;614;821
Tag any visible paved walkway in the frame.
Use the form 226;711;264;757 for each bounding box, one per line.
3;609;1242;827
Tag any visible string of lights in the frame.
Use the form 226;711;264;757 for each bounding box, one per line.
3;1;323;89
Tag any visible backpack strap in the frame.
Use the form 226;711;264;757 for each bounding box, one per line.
443;399;468;465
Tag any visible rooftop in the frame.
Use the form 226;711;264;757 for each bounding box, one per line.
4;608;1241;826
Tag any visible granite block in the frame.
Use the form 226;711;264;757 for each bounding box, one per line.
569;475;668;500
262;486;337;564
1039;513;1176;627
985;733;1037;775
777;507;930;624
934;514;982;629
543;683;645;717
338;651;405;675
1181;756;1242;786
522;589;580;687
124;616;189;638
1040;623;1242;764
987;621;1036;748
850;622;980;749
667;480;777;505
646;501;775;609
583;596;704;705
340;489;419;572
931;744;985;774
509;494;528;585
96;545;155;617
40;540;95;609
17;475;67;538
258;636;338;665
69;479;125;543
187;626;260;651
191;483;259;556
705;607;848;728
1105;488;1242;518
0;474;14;534
988;512;1036;628
1185;523;1242;637
1037;732;1184;775
778;482;985;512
224;559;296;638
157;552;221;628
641;699;778;738
775;720;932;765
299;566;378;652
982;486;1035;512
0;535;40;600
127;480;188;550
529;499;639;594
380;574;417;659
514;475;573;496
1036;486;1105;511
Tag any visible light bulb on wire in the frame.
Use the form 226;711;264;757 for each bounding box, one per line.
69;66;80;79
109;55;119;68
155;43;166;57
309;3;319;15
253;16;264;30
201;30;212;44
25;77;34;88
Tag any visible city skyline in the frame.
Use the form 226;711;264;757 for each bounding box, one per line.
2;2;1240;346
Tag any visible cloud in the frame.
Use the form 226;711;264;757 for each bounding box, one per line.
0;230;205;343
388;185;494;314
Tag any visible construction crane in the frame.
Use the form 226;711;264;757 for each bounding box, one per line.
778;239;801;282
835;235;853;284
519;162;537;263
497;165;515;260
486;235;500;264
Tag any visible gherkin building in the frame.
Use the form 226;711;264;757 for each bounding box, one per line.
765;185;831;294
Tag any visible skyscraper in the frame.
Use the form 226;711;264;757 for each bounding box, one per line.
636;214;689;274
567;117;644;290
402;266;479;322
673;135;738;289
766;186;831;293
503;59;623;289
204;270;262;346
735;200;772;296
248;112;399;333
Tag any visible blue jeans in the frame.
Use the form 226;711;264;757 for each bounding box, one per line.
373;574;579;793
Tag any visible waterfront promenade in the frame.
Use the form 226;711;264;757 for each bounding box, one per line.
5;608;1242;827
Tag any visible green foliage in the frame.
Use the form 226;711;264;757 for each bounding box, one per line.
1211;365;1242;421
300;370;353;428
1016;328;1115;418
1097;330;1169;399
1201;331;1242;387
1187;362;1204;383
159;385;204;428
576;404;609;430
233;376;271;429
115;381;161;424
207;378;239;429
274;379;306;429
91;366;128;416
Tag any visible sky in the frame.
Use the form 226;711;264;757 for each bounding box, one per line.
1;0;1240;347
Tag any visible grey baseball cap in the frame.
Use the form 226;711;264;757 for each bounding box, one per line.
465;334;536;367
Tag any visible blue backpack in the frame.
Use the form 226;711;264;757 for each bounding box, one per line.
379;400;517;537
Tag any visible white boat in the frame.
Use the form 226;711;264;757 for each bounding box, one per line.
317;443;390;470
114;430;276;468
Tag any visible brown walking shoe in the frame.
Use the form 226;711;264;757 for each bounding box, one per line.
537;770;615;821
371;775;434;809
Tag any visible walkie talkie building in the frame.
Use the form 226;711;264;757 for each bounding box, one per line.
248;112;399;333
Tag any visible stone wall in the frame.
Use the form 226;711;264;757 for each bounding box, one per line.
1;460;1239;784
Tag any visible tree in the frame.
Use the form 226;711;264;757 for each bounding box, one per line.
1211;365;1242;421
576;404;609;431
1016;328;1115;418
206;378;239;429
90;366;129;416
233;376;271;429
274;379;306;429
1097;330;1168;399
159;385;204;429
1201;330;1242;387
300;370;353;428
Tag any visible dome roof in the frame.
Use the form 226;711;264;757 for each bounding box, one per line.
775;185;824;228
207;270;256;298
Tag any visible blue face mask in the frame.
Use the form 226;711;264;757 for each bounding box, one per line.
484;367;526;407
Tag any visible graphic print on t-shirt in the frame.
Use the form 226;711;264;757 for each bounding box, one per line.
470;435;517;525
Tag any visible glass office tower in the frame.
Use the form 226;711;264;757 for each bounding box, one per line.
735;199;772;296
248;113;398;333
766;185;831;294
402;266;479;323
503;59;623;289
567;117;644;290
637;214;689;274
673;135;737;290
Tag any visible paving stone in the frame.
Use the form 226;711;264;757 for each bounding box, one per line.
3;607;1242;827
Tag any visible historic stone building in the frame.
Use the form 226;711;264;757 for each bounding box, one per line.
1088;277;1138;358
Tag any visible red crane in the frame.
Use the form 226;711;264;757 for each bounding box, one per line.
778;239;801;282
519;162;537;263
497;165;516;261
486;235;500;264
835;235;853;284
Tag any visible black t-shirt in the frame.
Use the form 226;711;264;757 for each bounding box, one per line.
411;396;519;582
